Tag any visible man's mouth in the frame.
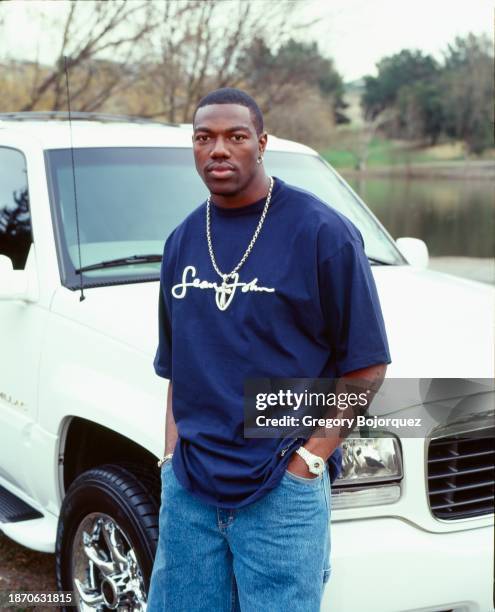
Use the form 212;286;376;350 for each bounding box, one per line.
207;164;235;179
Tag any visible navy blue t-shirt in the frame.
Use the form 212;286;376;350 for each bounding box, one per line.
153;177;391;508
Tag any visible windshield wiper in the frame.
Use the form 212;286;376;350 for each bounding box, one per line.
367;256;394;266
75;254;162;273
75;252;391;273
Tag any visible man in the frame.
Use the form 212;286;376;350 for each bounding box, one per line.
148;88;390;612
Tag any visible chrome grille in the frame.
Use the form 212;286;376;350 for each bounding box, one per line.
427;428;494;519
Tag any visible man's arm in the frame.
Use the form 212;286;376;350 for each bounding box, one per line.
287;363;387;477
164;382;178;455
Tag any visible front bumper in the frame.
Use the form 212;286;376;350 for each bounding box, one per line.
322;517;493;612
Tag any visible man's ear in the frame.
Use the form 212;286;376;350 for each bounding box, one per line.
258;131;268;155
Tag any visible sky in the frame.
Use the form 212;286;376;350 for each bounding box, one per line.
305;0;493;80
0;0;492;82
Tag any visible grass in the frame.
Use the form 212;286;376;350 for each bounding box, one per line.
319;135;494;169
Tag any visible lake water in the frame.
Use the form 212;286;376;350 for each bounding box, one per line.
344;175;495;284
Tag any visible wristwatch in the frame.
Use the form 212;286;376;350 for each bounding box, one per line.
157;453;173;468
296;446;326;476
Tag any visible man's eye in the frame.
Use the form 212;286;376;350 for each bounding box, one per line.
232;135;246;142
195;135;209;142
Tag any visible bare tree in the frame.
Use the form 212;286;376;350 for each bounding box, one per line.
140;0;310;123
20;0;159;112
264;85;335;149
3;0;322;126
144;0;214;122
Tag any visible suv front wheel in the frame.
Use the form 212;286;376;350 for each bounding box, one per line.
56;464;160;611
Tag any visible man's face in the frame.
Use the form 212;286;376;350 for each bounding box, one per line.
192;103;267;197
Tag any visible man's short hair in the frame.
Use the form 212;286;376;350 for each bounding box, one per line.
193;88;264;135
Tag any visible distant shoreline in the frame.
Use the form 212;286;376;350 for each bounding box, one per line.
340;160;495;180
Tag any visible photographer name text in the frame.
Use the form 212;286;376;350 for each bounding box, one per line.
255;415;423;428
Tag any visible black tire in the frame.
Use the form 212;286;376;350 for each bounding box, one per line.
55;464;160;611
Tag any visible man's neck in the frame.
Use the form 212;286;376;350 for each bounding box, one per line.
211;171;271;209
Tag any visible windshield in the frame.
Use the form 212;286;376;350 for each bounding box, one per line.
45;147;401;288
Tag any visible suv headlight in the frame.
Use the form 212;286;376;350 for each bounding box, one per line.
332;436;403;510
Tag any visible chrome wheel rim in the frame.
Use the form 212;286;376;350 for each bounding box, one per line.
71;512;147;611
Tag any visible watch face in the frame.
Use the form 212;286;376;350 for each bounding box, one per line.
311;458;325;475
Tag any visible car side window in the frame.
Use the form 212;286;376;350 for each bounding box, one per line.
0;147;32;270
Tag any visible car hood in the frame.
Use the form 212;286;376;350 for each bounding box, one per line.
50;267;494;378
371;265;494;377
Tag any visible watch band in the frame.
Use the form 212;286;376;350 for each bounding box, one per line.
296;446;325;475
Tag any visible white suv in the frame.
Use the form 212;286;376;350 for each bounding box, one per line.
0;113;493;612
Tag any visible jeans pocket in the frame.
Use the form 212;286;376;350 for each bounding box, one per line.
284;468;323;486
160;459;173;489
161;458;172;473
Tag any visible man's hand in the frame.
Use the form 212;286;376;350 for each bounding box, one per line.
286;363;388;478
286;451;319;479
164;382;178;456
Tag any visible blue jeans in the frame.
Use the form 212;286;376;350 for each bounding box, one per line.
147;459;332;612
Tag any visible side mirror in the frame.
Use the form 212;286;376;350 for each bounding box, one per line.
0;254;29;299
396;237;429;269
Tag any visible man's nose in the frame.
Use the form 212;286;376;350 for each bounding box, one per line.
210;136;230;158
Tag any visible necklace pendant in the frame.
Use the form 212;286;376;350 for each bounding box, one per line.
218;281;229;310
215;274;238;311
